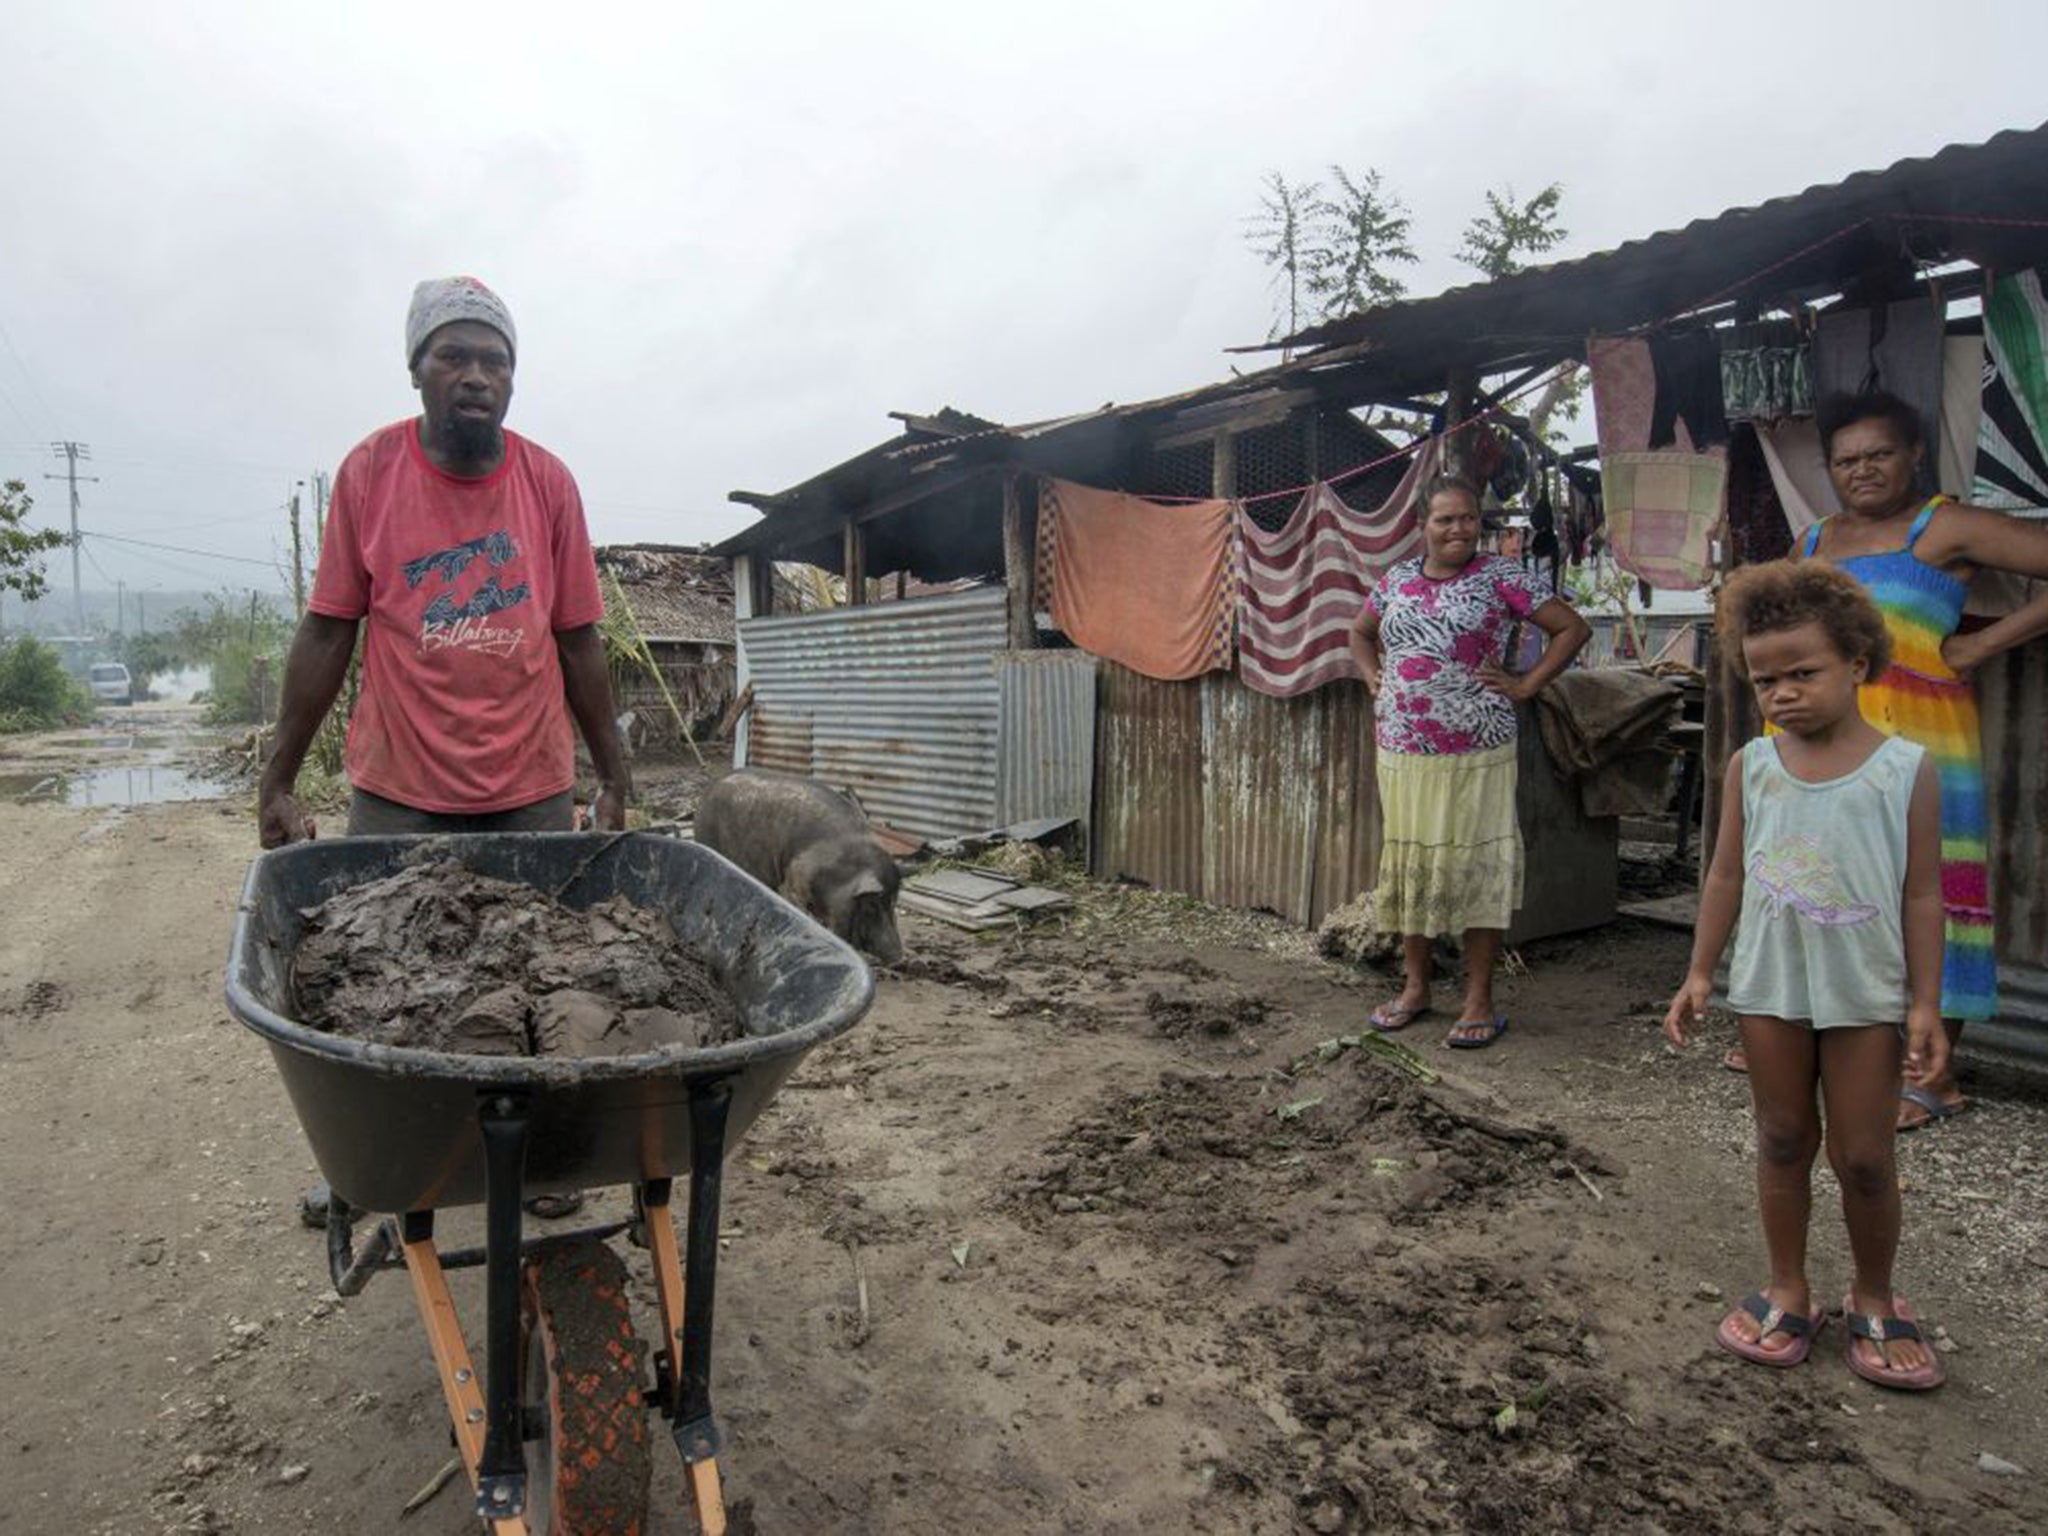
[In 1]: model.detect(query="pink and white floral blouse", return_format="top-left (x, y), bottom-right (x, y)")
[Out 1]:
top-left (1365, 554), bottom-right (1549, 756)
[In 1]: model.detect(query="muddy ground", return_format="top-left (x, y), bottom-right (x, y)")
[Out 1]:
top-left (1, 715), bottom-right (2045, 1534)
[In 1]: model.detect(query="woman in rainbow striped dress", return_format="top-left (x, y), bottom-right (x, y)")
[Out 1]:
top-left (1793, 391), bottom-right (2048, 1127)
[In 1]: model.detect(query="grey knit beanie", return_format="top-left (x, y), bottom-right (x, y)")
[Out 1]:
top-left (406, 276), bottom-right (517, 366)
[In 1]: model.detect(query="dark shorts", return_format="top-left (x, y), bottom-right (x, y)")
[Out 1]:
top-left (345, 787), bottom-right (576, 836)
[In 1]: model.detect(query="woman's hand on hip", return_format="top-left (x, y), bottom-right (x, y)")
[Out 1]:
top-left (1476, 661), bottom-right (1534, 702)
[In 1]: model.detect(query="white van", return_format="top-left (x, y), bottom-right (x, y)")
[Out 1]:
top-left (88, 662), bottom-right (133, 706)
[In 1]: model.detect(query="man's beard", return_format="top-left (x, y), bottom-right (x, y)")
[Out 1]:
top-left (435, 410), bottom-right (503, 464)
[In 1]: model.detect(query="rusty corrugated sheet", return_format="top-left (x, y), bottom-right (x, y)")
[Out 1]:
top-left (1093, 664), bottom-right (1204, 897)
top-left (747, 711), bottom-right (813, 777)
top-left (738, 589), bottom-right (1007, 840)
top-left (993, 651), bottom-right (1097, 831)
top-left (1201, 678), bottom-right (1323, 923)
top-left (1980, 637), bottom-right (2048, 969)
top-left (1313, 685), bottom-right (1380, 925)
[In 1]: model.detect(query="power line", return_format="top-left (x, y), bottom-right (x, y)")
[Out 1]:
top-left (44, 441), bottom-right (97, 634)
top-left (77, 526), bottom-right (279, 569)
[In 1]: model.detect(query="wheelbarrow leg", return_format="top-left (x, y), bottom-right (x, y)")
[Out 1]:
top-left (398, 1209), bottom-right (529, 1536)
top-left (645, 1077), bottom-right (734, 1535)
top-left (475, 1094), bottom-right (532, 1524)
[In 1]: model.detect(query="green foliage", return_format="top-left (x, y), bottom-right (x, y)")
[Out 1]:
top-left (1458, 183), bottom-right (1568, 279)
top-left (1305, 167), bottom-right (1417, 316)
top-left (1249, 166), bottom-right (1419, 342)
top-left (1, 480), bottom-right (68, 604)
top-left (203, 634), bottom-right (282, 725)
top-left (0, 636), bottom-right (90, 732)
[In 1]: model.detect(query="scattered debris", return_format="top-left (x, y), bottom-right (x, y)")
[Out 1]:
top-left (401, 1456), bottom-right (464, 1516)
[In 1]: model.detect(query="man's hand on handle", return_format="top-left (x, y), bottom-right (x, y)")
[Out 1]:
top-left (258, 785), bottom-right (317, 849)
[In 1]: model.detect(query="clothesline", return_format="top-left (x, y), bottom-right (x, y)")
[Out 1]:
top-left (1124, 359), bottom-right (1578, 508)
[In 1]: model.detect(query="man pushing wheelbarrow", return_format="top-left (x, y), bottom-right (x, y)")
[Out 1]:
top-left (231, 279), bottom-right (876, 1533)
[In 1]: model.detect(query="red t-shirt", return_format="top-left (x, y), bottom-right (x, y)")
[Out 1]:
top-left (309, 420), bottom-right (605, 814)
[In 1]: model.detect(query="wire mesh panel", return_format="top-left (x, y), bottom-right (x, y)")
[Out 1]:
top-left (1131, 440), bottom-right (1215, 500)
top-left (1234, 421), bottom-right (1311, 532)
top-left (1325, 408), bottom-right (1413, 512)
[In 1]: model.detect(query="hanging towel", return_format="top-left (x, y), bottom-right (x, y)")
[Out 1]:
top-left (1590, 335), bottom-right (1692, 455)
top-left (1814, 297), bottom-right (1944, 493)
top-left (1039, 478), bottom-right (1235, 681)
top-left (1600, 451), bottom-right (1725, 590)
top-left (1756, 418), bottom-right (1840, 540)
top-left (1938, 331), bottom-right (1986, 500)
top-left (1725, 424), bottom-right (1793, 566)
top-left (1235, 442), bottom-right (1439, 698)
top-left (1975, 267), bottom-right (2048, 510)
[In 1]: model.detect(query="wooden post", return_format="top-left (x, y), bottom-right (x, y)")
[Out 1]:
top-left (1211, 433), bottom-right (1237, 499)
top-left (842, 520), bottom-right (866, 606)
top-left (1442, 368), bottom-right (1474, 480)
top-left (1001, 472), bottom-right (1035, 650)
top-left (731, 553), bottom-right (758, 767)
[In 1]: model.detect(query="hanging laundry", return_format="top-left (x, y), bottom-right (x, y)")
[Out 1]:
top-left (1599, 451), bottom-right (1725, 590)
top-left (1235, 442), bottom-right (1439, 699)
top-left (1974, 267), bottom-right (2048, 510)
top-left (1755, 418), bottom-right (1840, 539)
top-left (1721, 345), bottom-right (1815, 424)
top-left (1724, 424), bottom-right (1793, 565)
top-left (1938, 331), bottom-right (1986, 500)
top-left (1814, 296), bottom-right (1944, 490)
top-left (1648, 330), bottom-right (1730, 449)
top-left (1038, 478), bottom-right (1236, 681)
top-left (1589, 335), bottom-right (1675, 455)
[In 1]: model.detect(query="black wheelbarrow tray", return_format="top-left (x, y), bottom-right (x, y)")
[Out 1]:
top-left (225, 832), bottom-right (874, 1535)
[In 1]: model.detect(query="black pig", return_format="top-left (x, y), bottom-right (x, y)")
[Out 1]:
top-left (694, 769), bottom-right (904, 963)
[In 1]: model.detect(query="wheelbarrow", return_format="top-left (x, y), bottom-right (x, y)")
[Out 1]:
top-left (225, 832), bottom-right (875, 1534)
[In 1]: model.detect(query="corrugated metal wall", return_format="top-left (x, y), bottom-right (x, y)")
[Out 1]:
top-left (738, 590), bottom-right (1009, 840)
top-left (1094, 663), bottom-right (1615, 935)
top-left (993, 651), bottom-right (1098, 830)
top-left (1095, 667), bottom-right (1378, 929)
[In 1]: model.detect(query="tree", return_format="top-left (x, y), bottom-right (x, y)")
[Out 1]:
top-left (1, 480), bottom-right (68, 604)
top-left (1247, 171), bottom-right (1321, 345)
top-left (1458, 183), bottom-right (1568, 279)
top-left (1306, 167), bottom-right (1418, 318)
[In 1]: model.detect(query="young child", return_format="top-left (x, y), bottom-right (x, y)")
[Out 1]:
top-left (1665, 560), bottom-right (1949, 1390)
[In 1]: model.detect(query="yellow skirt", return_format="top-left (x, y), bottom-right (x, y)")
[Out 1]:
top-left (1374, 741), bottom-right (1522, 937)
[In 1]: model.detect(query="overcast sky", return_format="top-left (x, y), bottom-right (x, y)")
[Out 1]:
top-left (1, 0), bottom-right (2044, 601)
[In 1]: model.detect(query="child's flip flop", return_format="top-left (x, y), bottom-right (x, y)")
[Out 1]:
top-left (1897, 1085), bottom-right (1968, 1132)
top-left (1842, 1294), bottom-right (1946, 1391)
top-left (1715, 1290), bottom-right (1823, 1367)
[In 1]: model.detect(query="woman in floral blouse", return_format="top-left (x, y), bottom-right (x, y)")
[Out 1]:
top-left (1347, 475), bottom-right (1591, 1047)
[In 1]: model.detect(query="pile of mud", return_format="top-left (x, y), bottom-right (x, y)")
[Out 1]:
top-left (292, 859), bottom-right (742, 1058)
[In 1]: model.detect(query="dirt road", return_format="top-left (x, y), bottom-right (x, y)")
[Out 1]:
top-left (1, 720), bottom-right (2044, 1533)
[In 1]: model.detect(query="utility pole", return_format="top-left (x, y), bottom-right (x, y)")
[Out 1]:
top-left (116, 579), bottom-right (125, 635)
top-left (137, 589), bottom-right (147, 634)
top-left (310, 469), bottom-right (329, 566)
top-left (44, 441), bottom-right (97, 637)
top-left (288, 483), bottom-right (306, 617)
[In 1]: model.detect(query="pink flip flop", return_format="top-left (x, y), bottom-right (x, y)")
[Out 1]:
top-left (1843, 1294), bottom-right (1946, 1391)
top-left (1368, 1002), bottom-right (1431, 1033)
top-left (1716, 1290), bottom-right (1824, 1367)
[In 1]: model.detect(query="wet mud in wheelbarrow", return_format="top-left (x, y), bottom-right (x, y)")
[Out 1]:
top-left (225, 832), bottom-right (874, 1532)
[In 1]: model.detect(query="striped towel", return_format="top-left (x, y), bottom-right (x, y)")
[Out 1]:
top-left (1975, 266), bottom-right (2048, 510)
top-left (1235, 441), bottom-right (1439, 698)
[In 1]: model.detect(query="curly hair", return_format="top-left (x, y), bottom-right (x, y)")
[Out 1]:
top-left (1717, 559), bottom-right (1891, 680)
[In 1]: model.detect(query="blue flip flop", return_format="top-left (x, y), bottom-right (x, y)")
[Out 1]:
top-left (1446, 1015), bottom-right (1510, 1049)
top-left (1898, 1084), bottom-right (1967, 1132)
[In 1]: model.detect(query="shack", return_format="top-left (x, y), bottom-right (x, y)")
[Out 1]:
top-left (716, 123), bottom-right (2048, 1030)
top-left (592, 543), bottom-right (737, 748)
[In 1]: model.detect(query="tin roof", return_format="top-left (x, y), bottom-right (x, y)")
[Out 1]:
top-left (1247, 122), bottom-right (2048, 391)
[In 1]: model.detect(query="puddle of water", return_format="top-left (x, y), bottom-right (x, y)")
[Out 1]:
top-left (0, 766), bottom-right (232, 807)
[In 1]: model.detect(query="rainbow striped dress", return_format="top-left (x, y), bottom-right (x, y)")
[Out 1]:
top-left (1801, 498), bottom-right (1996, 1019)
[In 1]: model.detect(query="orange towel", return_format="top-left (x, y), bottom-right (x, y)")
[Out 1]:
top-left (1040, 478), bottom-right (1235, 680)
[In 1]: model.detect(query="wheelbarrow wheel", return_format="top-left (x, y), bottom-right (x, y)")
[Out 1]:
top-left (520, 1239), bottom-right (652, 1535)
